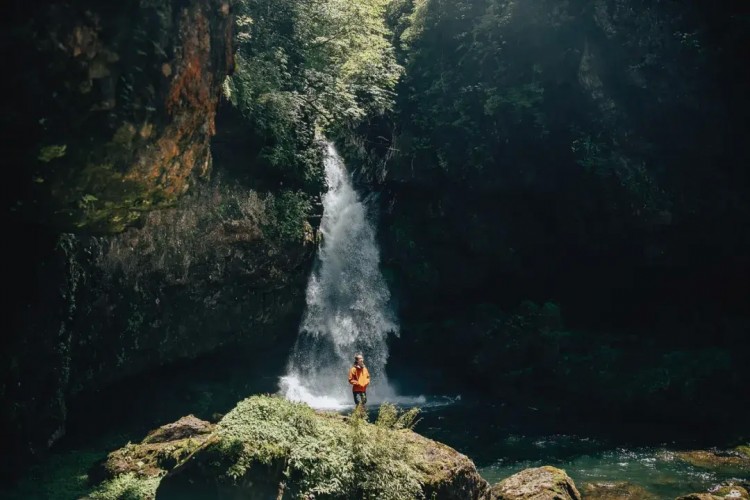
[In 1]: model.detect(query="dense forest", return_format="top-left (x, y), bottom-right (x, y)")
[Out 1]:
top-left (2, 0), bottom-right (749, 498)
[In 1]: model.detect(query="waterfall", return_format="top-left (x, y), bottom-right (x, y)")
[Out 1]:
top-left (280, 143), bottom-right (399, 408)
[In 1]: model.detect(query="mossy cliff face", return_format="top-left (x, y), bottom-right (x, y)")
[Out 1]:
top-left (6, 0), bottom-right (233, 233)
top-left (3, 169), bottom-right (319, 480)
top-left (1, 0), bottom-right (325, 480)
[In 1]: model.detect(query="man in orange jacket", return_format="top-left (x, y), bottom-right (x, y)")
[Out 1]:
top-left (348, 353), bottom-right (370, 406)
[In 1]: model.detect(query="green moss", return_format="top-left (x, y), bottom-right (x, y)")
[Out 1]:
top-left (112, 123), bottom-right (137, 147)
top-left (713, 484), bottom-right (749, 498)
top-left (38, 144), bottom-right (67, 162)
top-left (207, 395), bottom-right (424, 499)
top-left (87, 473), bottom-right (161, 500)
top-left (65, 162), bottom-right (153, 232)
top-left (263, 190), bottom-right (313, 244)
top-left (736, 445), bottom-right (750, 459)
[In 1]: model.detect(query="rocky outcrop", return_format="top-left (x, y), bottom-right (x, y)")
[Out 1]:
top-left (405, 431), bottom-right (491, 500)
top-left (3, 170), bottom-right (318, 481)
top-left (490, 466), bottom-right (581, 500)
top-left (672, 449), bottom-right (750, 500)
top-left (581, 481), bottom-right (657, 499)
top-left (90, 415), bottom-right (214, 483)
top-left (676, 449), bottom-right (750, 471)
top-left (86, 396), bottom-right (490, 499)
top-left (7, 0), bottom-right (233, 233)
top-left (677, 484), bottom-right (749, 500)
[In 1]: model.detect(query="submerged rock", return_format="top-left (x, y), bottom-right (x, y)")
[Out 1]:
top-left (712, 483), bottom-right (750, 499)
top-left (676, 482), bottom-right (750, 500)
top-left (675, 450), bottom-right (750, 471)
top-left (490, 466), bottom-right (581, 500)
top-left (581, 481), bottom-right (658, 499)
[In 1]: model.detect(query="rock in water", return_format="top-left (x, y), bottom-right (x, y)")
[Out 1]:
top-left (675, 450), bottom-right (750, 471)
top-left (676, 483), bottom-right (750, 500)
top-left (491, 466), bottom-right (581, 500)
top-left (582, 481), bottom-right (658, 499)
top-left (151, 395), bottom-right (489, 499)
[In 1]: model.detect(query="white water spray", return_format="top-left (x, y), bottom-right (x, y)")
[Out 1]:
top-left (280, 143), bottom-right (401, 409)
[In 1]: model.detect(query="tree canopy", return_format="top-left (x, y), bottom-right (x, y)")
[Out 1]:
top-left (224, 0), bottom-right (402, 187)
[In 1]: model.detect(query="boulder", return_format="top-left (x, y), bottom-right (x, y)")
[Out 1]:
top-left (142, 415), bottom-right (214, 445)
top-left (712, 483), bottom-right (750, 499)
top-left (86, 395), bottom-right (490, 499)
top-left (676, 483), bottom-right (750, 500)
top-left (90, 415), bottom-right (214, 483)
top-left (581, 481), bottom-right (658, 499)
top-left (491, 466), bottom-right (582, 500)
top-left (675, 450), bottom-right (750, 471)
top-left (404, 431), bottom-right (491, 500)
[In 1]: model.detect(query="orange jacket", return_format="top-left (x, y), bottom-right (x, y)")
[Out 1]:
top-left (348, 365), bottom-right (370, 392)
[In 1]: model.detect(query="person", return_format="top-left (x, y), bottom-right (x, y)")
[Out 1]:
top-left (348, 353), bottom-right (370, 406)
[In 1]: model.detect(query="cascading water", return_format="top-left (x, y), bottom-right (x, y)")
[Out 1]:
top-left (280, 143), bottom-right (401, 408)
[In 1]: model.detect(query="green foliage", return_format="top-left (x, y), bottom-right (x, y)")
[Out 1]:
top-left (571, 134), bottom-right (609, 172)
top-left (211, 395), bottom-right (425, 499)
top-left (264, 190), bottom-right (313, 243)
top-left (375, 402), bottom-right (421, 431)
top-left (226, 0), bottom-right (401, 188)
top-left (87, 473), bottom-right (161, 500)
top-left (385, 0), bottom-right (551, 178)
top-left (571, 133), bottom-right (668, 216)
top-left (38, 144), bottom-right (67, 162)
top-left (348, 403), bottom-right (424, 499)
top-left (484, 82), bottom-right (545, 115)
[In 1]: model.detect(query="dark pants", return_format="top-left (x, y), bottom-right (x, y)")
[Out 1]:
top-left (353, 391), bottom-right (367, 406)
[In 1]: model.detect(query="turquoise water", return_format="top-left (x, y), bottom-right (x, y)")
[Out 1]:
top-left (479, 444), bottom-right (747, 498)
top-left (2, 354), bottom-right (747, 499)
top-left (413, 399), bottom-right (749, 498)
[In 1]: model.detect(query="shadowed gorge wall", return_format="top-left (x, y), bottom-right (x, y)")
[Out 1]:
top-left (1, 0), bottom-right (319, 480)
top-left (343, 0), bottom-right (750, 423)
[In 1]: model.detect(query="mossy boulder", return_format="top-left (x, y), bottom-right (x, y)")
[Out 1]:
top-left (90, 415), bottom-right (214, 483)
top-left (712, 483), bottom-right (750, 499)
top-left (677, 483), bottom-right (750, 500)
top-left (675, 481), bottom-right (749, 500)
top-left (490, 466), bottom-right (581, 500)
top-left (151, 395), bottom-right (490, 499)
top-left (675, 450), bottom-right (750, 471)
top-left (581, 481), bottom-right (658, 499)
